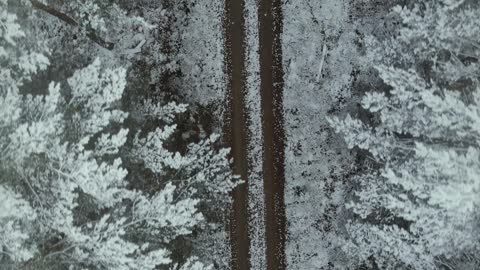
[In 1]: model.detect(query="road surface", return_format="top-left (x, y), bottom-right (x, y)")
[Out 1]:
top-left (224, 0), bottom-right (251, 269)
top-left (225, 0), bottom-right (286, 269)
top-left (259, 0), bottom-right (287, 269)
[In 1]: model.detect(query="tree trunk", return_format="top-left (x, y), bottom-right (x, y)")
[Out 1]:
top-left (30, 0), bottom-right (114, 50)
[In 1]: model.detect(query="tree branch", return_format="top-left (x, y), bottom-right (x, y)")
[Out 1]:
top-left (30, 0), bottom-right (114, 50)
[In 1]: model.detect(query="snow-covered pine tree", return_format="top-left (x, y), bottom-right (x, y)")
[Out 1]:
top-left (0, 2), bottom-right (235, 269)
top-left (329, 1), bottom-right (480, 269)
top-left (29, 0), bottom-right (153, 51)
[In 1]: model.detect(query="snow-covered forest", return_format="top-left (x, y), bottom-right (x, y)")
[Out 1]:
top-left (1, 0), bottom-right (479, 269)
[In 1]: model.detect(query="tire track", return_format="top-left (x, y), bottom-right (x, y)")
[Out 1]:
top-left (258, 0), bottom-right (287, 269)
top-left (224, 0), bottom-right (251, 269)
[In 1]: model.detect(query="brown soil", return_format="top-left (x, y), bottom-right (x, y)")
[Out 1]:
top-left (224, 0), bottom-right (251, 269)
top-left (258, 0), bottom-right (287, 269)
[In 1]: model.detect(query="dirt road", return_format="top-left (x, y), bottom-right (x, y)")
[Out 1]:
top-left (225, 0), bottom-right (286, 268)
top-left (258, 0), bottom-right (287, 269)
top-left (224, 0), bottom-right (251, 269)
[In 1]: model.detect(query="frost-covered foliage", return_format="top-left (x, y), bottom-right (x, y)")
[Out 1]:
top-left (330, 1), bottom-right (480, 269)
top-left (0, 4), bottom-right (235, 269)
top-left (0, 186), bottom-right (37, 262)
top-left (366, 0), bottom-right (480, 84)
top-left (135, 100), bottom-right (189, 124)
top-left (40, 0), bottom-right (153, 45)
top-left (67, 58), bottom-right (128, 135)
top-left (56, 0), bottom-right (151, 35)
top-left (133, 129), bottom-right (236, 196)
top-left (30, 0), bottom-right (155, 67)
top-left (0, 2), bottom-right (49, 84)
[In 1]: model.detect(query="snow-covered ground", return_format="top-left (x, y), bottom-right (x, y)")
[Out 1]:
top-left (174, 1), bottom-right (226, 106)
top-left (282, 1), bottom-right (357, 268)
top-left (244, 0), bottom-right (266, 269)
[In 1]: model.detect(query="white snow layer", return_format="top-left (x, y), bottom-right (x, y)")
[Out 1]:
top-left (282, 0), bottom-right (357, 268)
top-left (244, 0), bottom-right (267, 269)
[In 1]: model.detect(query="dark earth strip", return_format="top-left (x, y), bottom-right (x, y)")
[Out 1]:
top-left (224, 0), bottom-right (251, 269)
top-left (258, 0), bottom-right (287, 269)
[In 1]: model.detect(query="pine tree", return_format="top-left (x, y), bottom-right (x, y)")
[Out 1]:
top-left (330, 1), bottom-right (480, 269)
top-left (29, 0), bottom-right (153, 50)
top-left (0, 2), bottom-right (235, 269)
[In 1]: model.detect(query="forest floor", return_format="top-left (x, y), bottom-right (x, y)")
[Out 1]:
top-left (282, 0), bottom-right (357, 267)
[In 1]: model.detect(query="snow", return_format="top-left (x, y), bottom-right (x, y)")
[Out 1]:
top-left (174, 1), bottom-right (226, 106)
top-left (282, 0), bottom-right (357, 268)
top-left (170, 1), bottom-right (232, 268)
top-left (244, 0), bottom-right (266, 269)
